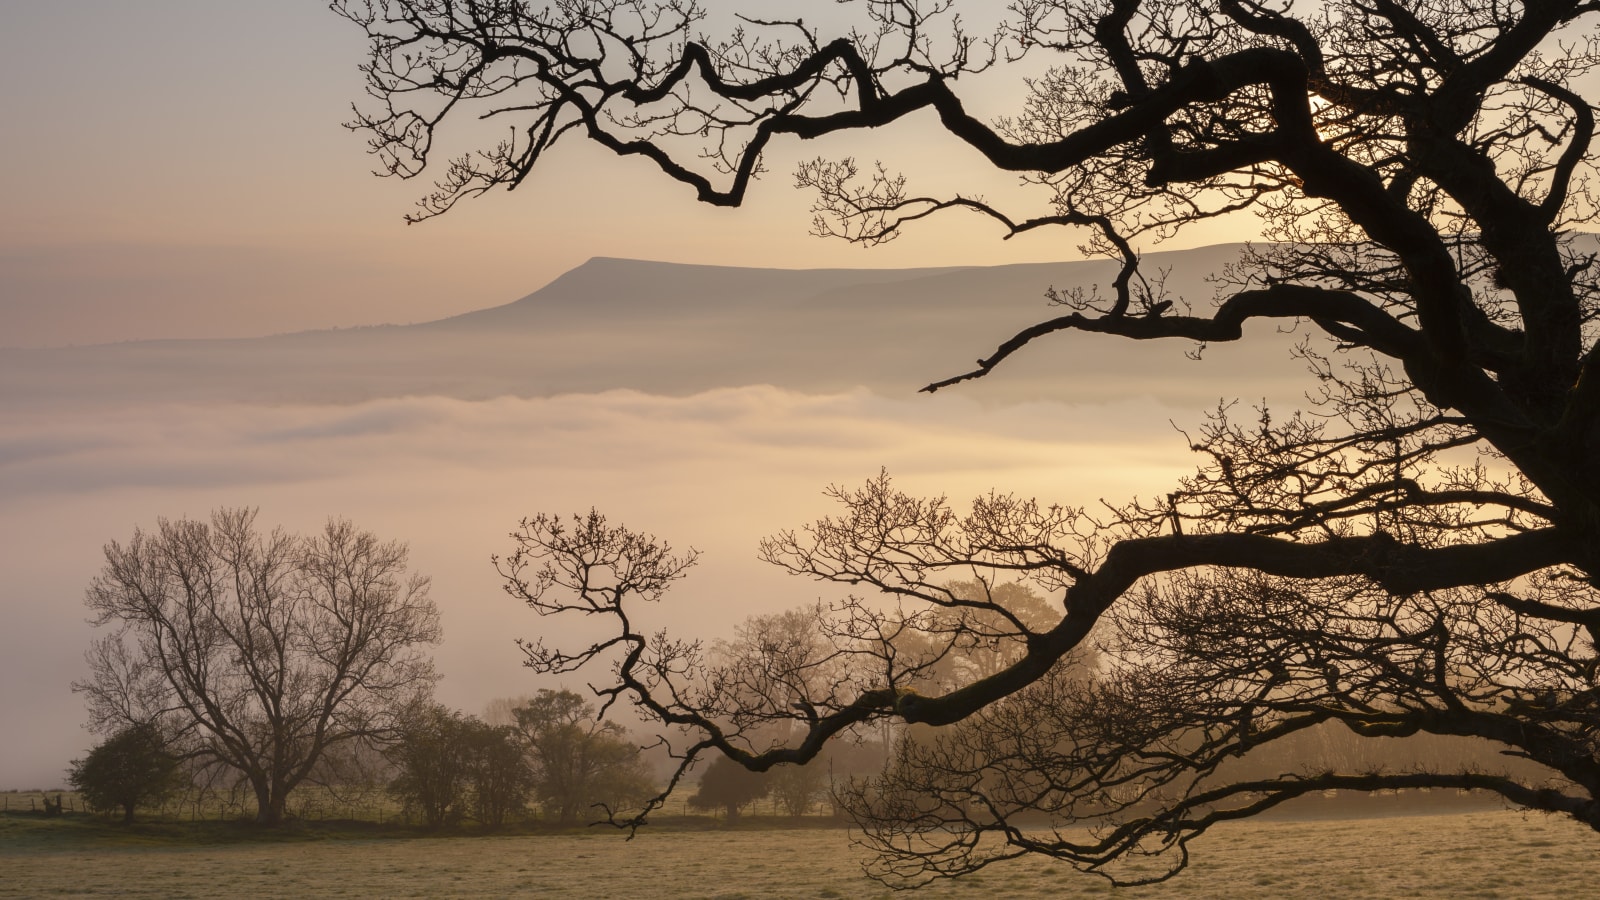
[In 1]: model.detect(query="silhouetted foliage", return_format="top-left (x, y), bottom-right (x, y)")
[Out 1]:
top-left (348, 0), bottom-right (1600, 886)
top-left (467, 720), bottom-right (539, 828)
top-left (386, 705), bottom-right (475, 828)
top-left (76, 508), bottom-right (441, 826)
top-left (386, 703), bottom-right (534, 828)
top-left (689, 755), bottom-right (770, 822)
top-left (69, 723), bottom-right (184, 824)
top-left (511, 689), bottom-right (656, 824)
top-left (765, 756), bottom-right (832, 818)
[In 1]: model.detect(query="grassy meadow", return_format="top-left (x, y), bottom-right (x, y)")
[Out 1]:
top-left (3, 803), bottom-right (1598, 898)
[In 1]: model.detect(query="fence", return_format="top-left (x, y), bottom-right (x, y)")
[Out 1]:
top-left (1, 791), bottom-right (86, 815)
top-left (0, 788), bottom-right (407, 824)
top-left (2, 787), bottom-right (843, 825)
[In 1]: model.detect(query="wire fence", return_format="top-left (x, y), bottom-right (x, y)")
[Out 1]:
top-left (1, 787), bottom-right (411, 824)
top-left (2, 787), bottom-right (847, 827)
top-left (2, 791), bottom-right (86, 815)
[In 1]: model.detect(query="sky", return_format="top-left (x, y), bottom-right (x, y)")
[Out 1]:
top-left (0, 1), bottom-right (1262, 349)
top-left (0, 2), bottom-right (1275, 788)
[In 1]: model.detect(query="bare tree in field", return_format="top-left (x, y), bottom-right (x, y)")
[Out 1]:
top-left (349, 0), bottom-right (1600, 885)
top-left (77, 508), bottom-right (441, 826)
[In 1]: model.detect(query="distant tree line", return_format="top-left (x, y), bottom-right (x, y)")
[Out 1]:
top-left (64, 507), bottom-right (837, 828)
top-left (385, 689), bottom-right (657, 829)
top-left (497, 514), bottom-right (1559, 842)
top-left (67, 510), bottom-right (1536, 831)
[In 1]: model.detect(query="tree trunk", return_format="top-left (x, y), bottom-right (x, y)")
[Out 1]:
top-left (256, 801), bottom-right (285, 826)
top-left (121, 802), bottom-right (135, 825)
top-left (251, 777), bottom-right (288, 826)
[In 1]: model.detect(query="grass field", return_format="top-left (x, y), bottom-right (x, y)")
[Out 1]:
top-left (3, 805), bottom-right (1598, 899)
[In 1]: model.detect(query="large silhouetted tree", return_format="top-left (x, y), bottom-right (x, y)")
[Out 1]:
top-left (77, 508), bottom-right (441, 826)
top-left (350, 0), bottom-right (1600, 886)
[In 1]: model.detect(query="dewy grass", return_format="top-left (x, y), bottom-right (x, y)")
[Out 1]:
top-left (2, 809), bottom-right (1598, 898)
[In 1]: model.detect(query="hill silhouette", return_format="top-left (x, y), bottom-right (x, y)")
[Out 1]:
top-left (3, 243), bottom-right (1316, 409)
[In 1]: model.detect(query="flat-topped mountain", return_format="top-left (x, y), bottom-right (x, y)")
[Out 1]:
top-left (3, 243), bottom-right (1316, 409)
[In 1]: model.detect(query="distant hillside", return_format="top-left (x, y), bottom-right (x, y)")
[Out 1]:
top-left (2, 243), bottom-right (1326, 409)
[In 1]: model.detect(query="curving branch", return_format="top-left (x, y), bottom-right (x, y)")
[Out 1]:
top-left (343, 0), bottom-right (1600, 882)
top-left (1524, 75), bottom-right (1598, 223)
top-left (922, 282), bottom-right (1423, 391)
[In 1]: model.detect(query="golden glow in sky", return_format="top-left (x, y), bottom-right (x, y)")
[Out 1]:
top-left (0, 2), bottom-right (1259, 347)
top-left (0, 1), bottom-right (1267, 788)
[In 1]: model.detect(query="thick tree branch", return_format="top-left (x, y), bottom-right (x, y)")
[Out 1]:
top-left (923, 282), bottom-right (1422, 392)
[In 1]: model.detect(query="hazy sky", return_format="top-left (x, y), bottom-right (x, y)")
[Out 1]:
top-left (0, 2), bottom-right (1277, 789)
top-left (0, 1), bottom-right (1263, 348)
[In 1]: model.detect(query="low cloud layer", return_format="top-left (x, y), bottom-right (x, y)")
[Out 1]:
top-left (0, 249), bottom-right (1327, 788)
top-left (0, 385), bottom-right (1194, 788)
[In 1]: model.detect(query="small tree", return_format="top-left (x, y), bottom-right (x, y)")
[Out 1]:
top-left (69, 724), bottom-right (183, 824)
top-left (689, 756), bottom-right (770, 822)
top-left (387, 705), bottom-right (535, 828)
top-left (766, 756), bottom-right (830, 818)
top-left (386, 705), bottom-right (474, 828)
top-left (512, 689), bottom-right (656, 825)
top-left (77, 508), bottom-right (441, 825)
top-left (465, 721), bottom-right (537, 828)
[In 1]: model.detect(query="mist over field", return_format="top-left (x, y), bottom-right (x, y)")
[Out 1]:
top-left (2, 244), bottom-right (1319, 788)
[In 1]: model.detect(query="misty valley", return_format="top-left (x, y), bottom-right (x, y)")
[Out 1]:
top-left (8, 245), bottom-right (1600, 897)
top-left (9, 0), bottom-right (1600, 893)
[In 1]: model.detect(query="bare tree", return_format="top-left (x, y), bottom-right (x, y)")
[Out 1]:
top-left (887, 580), bottom-right (1098, 691)
top-left (353, 0), bottom-right (1600, 885)
top-left (481, 695), bottom-right (532, 729)
top-left (77, 508), bottom-right (441, 826)
top-left (714, 607), bottom-right (862, 818)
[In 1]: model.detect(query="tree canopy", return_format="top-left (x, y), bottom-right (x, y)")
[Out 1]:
top-left (511, 689), bottom-right (656, 824)
top-left (386, 704), bottom-right (477, 828)
top-left (387, 703), bottom-right (534, 828)
top-left (689, 754), bottom-right (770, 821)
top-left (77, 508), bottom-right (441, 826)
top-left (349, 0), bottom-right (1600, 886)
top-left (68, 724), bottom-right (184, 825)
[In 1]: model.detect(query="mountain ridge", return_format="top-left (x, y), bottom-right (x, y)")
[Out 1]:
top-left (1, 242), bottom-right (1314, 410)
